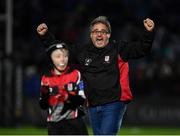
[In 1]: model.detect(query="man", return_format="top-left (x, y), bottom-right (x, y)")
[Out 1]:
top-left (37, 16), bottom-right (155, 135)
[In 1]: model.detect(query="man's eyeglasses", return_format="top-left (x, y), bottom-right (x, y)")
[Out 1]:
top-left (91, 30), bottom-right (109, 35)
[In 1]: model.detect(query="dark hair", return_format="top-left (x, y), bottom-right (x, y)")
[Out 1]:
top-left (90, 16), bottom-right (111, 34)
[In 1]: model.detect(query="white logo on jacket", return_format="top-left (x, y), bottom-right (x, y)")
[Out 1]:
top-left (104, 56), bottom-right (110, 64)
top-left (85, 58), bottom-right (92, 66)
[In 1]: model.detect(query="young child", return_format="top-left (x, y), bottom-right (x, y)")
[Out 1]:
top-left (39, 42), bottom-right (88, 135)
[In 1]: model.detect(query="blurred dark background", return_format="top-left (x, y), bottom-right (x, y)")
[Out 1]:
top-left (0, 0), bottom-right (180, 128)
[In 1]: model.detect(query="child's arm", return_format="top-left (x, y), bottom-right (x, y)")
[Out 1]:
top-left (39, 85), bottom-right (49, 110)
top-left (64, 71), bottom-right (86, 106)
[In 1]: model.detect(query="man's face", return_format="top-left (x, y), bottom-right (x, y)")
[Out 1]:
top-left (90, 23), bottom-right (110, 48)
top-left (50, 49), bottom-right (68, 72)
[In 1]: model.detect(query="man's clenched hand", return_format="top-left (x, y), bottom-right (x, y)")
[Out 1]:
top-left (143, 18), bottom-right (155, 32)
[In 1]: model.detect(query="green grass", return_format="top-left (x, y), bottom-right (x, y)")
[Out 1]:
top-left (0, 126), bottom-right (47, 135)
top-left (119, 127), bottom-right (180, 135)
top-left (0, 126), bottom-right (180, 135)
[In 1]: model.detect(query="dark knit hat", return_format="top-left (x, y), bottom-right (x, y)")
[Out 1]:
top-left (46, 42), bottom-right (68, 55)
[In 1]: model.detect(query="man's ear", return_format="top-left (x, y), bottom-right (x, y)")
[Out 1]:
top-left (107, 33), bottom-right (111, 38)
top-left (90, 33), bottom-right (93, 39)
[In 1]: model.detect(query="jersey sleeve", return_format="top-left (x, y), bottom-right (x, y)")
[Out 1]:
top-left (67, 70), bottom-right (86, 106)
top-left (76, 71), bottom-right (86, 99)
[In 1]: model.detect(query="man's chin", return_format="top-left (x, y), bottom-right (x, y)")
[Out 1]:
top-left (95, 44), bottom-right (105, 48)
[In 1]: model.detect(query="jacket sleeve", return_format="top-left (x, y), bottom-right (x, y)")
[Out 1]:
top-left (38, 31), bottom-right (78, 63)
top-left (119, 29), bottom-right (155, 61)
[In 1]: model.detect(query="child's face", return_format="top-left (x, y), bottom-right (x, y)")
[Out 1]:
top-left (50, 49), bottom-right (68, 72)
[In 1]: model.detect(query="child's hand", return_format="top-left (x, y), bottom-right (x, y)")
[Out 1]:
top-left (37, 23), bottom-right (48, 36)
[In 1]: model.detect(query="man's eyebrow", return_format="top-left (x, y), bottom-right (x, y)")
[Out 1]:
top-left (92, 29), bottom-right (108, 31)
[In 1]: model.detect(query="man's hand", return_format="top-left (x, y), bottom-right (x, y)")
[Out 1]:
top-left (143, 18), bottom-right (155, 32)
top-left (37, 23), bottom-right (48, 36)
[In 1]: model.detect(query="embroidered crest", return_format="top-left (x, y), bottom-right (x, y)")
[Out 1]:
top-left (85, 58), bottom-right (92, 66)
top-left (67, 83), bottom-right (73, 91)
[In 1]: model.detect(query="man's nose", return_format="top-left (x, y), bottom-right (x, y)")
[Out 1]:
top-left (97, 32), bottom-right (102, 36)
